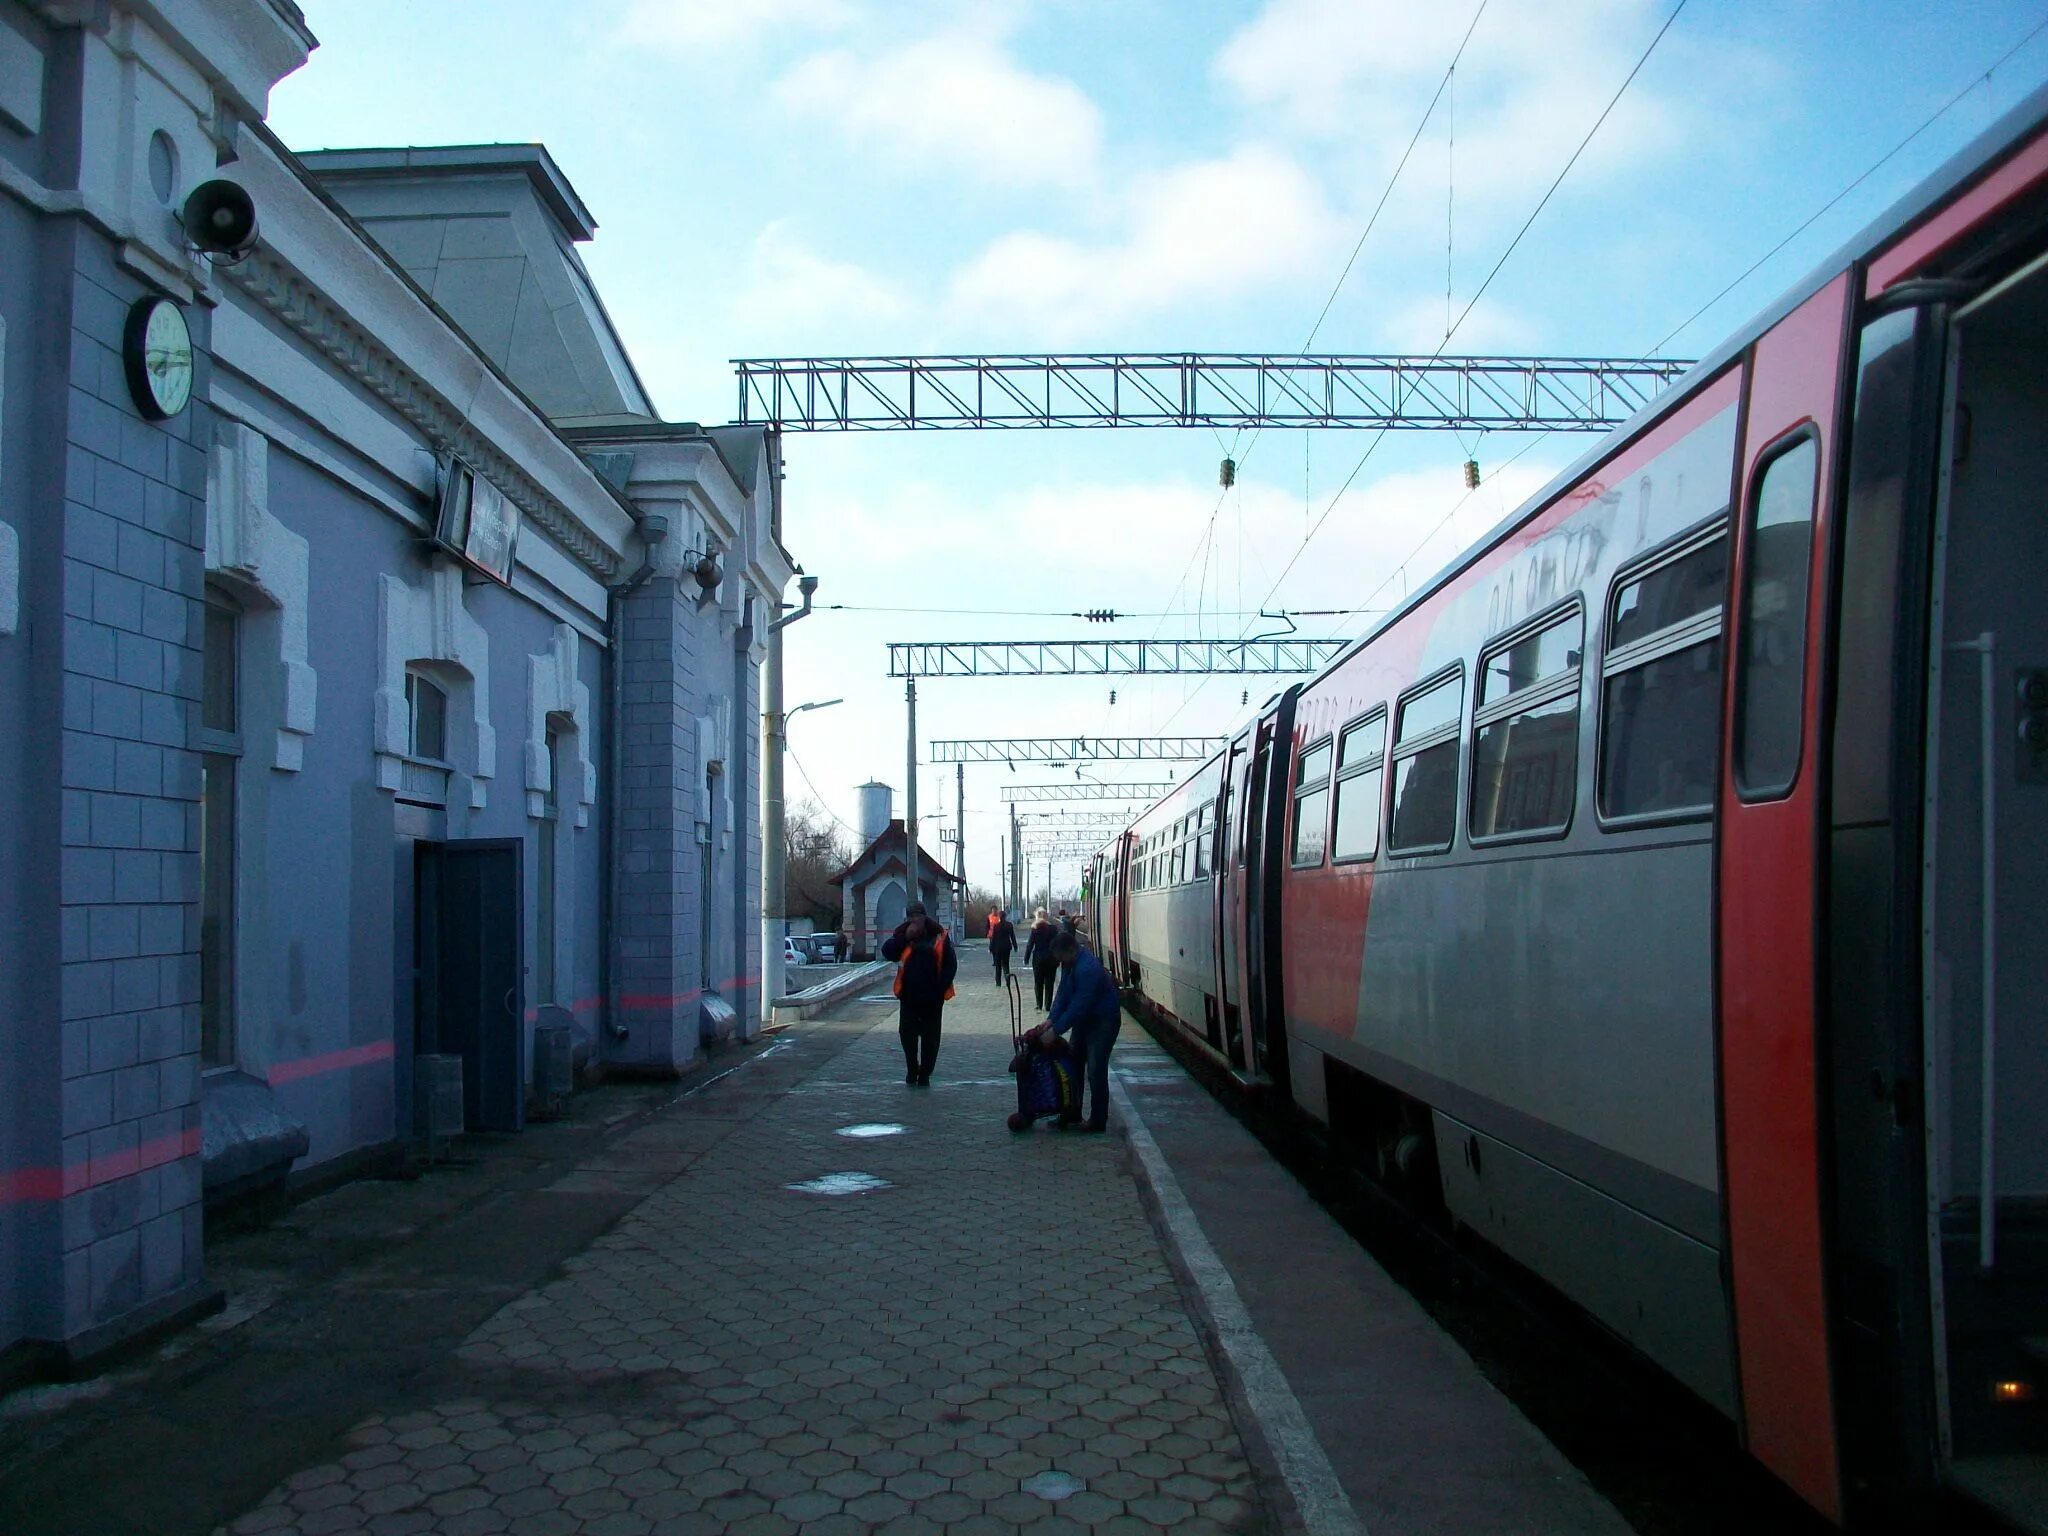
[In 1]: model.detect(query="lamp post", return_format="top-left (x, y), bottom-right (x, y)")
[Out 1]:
top-left (760, 572), bottom-right (821, 1032)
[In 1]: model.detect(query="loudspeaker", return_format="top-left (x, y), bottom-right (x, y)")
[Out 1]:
top-left (181, 180), bottom-right (258, 262)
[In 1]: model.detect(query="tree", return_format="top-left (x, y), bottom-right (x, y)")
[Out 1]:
top-left (784, 799), bottom-right (853, 932)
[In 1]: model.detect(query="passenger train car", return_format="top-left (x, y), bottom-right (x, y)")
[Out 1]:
top-left (1087, 86), bottom-right (2048, 1528)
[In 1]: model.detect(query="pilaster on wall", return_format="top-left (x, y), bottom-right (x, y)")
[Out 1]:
top-left (204, 422), bottom-right (316, 769)
top-left (610, 570), bottom-right (703, 1076)
top-left (53, 236), bottom-right (210, 1344)
top-left (372, 565), bottom-right (493, 807)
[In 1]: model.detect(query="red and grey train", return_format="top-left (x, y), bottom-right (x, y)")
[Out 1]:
top-left (1085, 87), bottom-right (2048, 1527)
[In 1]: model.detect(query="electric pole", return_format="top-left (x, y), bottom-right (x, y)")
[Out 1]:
top-left (904, 678), bottom-right (918, 852)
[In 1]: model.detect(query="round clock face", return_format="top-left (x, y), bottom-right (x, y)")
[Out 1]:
top-left (123, 297), bottom-right (193, 420)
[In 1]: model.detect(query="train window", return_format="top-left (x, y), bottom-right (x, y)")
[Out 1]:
top-left (1333, 709), bottom-right (1386, 862)
top-left (1389, 670), bottom-right (1464, 854)
top-left (1733, 435), bottom-right (1818, 800)
top-left (1471, 607), bottom-right (1582, 841)
top-left (1291, 735), bottom-right (1332, 866)
top-left (1598, 526), bottom-right (1728, 822)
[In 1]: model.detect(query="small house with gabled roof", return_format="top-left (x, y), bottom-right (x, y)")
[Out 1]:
top-left (831, 820), bottom-right (963, 959)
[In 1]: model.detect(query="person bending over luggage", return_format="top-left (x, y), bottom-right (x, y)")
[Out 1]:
top-left (1045, 932), bottom-right (1121, 1133)
top-left (989, 909), bottom-right (1017, 986)
top-left (1023, 908), bottom-right (1059, 1011)
top-left (882, 902), bottom-right (957, 1086)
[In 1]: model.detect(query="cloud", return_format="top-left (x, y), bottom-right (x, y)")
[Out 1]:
top-left (729, 219), bottom-right (911, 341)
top-left (770, 31), bottom-right (1103, 189)
top-left (1216, 0), bottom-right (1696, 204)
top-left (617, 0), bottom-right (860, 52)
top-left (945, 145), bottom-right (1340, 338)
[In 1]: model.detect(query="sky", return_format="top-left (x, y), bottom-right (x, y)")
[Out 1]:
top-left (267, 0), bottom-right (2048, 905)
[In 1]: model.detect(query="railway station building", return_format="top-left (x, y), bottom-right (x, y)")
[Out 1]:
top-left (0, 0), bottom-right (794, 1375)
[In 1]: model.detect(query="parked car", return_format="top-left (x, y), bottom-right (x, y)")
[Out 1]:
top-left (806, 934), bottom-right (842, 962)
top-left (781, 937), bottom-right (807, 966)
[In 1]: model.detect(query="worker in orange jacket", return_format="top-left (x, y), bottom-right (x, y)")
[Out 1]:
top-left (881, 902), bottom-right (958, 1086)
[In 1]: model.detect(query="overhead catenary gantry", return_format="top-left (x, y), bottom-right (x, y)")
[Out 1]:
top-left (1016, 810), bottom-right (1144, 827)
top-left (889, 639), bottom-right (1346, 678)
top-left (1000, 782), bottom-right (1175, 804)
top-left (737, 353), bottom-right (1692, 432)
top-left (932, 737), bottom-right (1225, 765)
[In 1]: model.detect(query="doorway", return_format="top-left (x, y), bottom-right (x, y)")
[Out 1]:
top-left (415, 838), bottom-right (525, 1132)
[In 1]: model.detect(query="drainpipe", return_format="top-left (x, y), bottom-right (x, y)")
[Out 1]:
top-left (602, 512), bottom-right (668, 1052)
top-left (762, 565), bottom-right (818, 1029)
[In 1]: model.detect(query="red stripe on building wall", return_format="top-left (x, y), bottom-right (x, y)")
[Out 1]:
top-left (266, 1039), bottom-right (397, 1088)
top-left (0, 1125), bottom-right (202, 1207)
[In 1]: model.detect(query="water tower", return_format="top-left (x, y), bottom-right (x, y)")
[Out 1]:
top-left (857, 781), bottom-right (893, 847)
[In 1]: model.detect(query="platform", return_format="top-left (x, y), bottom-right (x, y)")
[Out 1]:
top-left (0, 964), bottom-right (1630, 1536)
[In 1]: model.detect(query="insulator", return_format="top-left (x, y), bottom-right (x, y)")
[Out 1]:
top-left (1082, 608), bottom-right (1118, 624)
top-left (1108, 689), bottom-right (1117, 705)
top-left (1463, 458), bottom-right (1480, 489)
top-left (1219, 457), bottom-right (1236, 487)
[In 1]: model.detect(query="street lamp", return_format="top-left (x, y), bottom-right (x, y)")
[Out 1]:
top-left (789, 698), bottom-right (842, 720)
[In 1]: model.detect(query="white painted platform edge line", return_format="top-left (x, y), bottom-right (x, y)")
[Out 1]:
top-left (1110, 1073), bottom-right (1368, 1536)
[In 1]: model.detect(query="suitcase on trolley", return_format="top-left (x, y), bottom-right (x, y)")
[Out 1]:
top-left (1004, 972), bottom-right (1075, 1130)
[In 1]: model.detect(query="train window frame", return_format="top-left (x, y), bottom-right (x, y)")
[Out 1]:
top-left (1593, 515), bottom-right (1731, 829)
top-left (1331, 707), bottom-right (1387, 864)
top-left (1731, 428), bottom-right (1819, 803)
top-left (1386, 665), bottom-right (1466, 857)
top-left (1468, 600), bottom-right (1584, 846)
top-left (1290, 732), bottom-right (1333, 868)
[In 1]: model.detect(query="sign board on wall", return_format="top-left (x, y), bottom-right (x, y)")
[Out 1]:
top-left (435, 458), bottom-right (521, 585)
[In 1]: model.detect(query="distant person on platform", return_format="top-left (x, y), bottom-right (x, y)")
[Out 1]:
top-left (1024, 908), bottom-right (1060, 1012)
top-left (1042, 932), bottom-right (1121, 1133)
top-left (882, 901), bottom-right (957, 1087)
top-left (989, 909), bottom-right (1017, 986)
top-left (1057, 908), bottom-right (1077, 939)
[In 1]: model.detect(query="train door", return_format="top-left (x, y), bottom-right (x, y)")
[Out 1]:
top-left (1716, 272), bottom-right (1854, 1522)
top-left (1242, 689), bottom-right (1298, 1095)
top-left (1917, 247), bottom-right (2048, 1525)
top-left (1214, 737), bottom-right (1248, 1067)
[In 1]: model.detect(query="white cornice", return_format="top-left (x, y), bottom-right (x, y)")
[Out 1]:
top-left (221, 136), bottom-right (633, 580)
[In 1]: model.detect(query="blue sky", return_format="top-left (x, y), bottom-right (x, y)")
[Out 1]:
top-left (269, 0), bottom-right (2048, 900)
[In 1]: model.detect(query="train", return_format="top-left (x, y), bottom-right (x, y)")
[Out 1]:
top-left (1084, 82), bottom-right (2048, 1530)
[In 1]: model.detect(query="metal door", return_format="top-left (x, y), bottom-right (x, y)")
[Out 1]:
top-left (1716, 274), bottom-right (1853, 1522)
top-left (1242, 687), bottom-right (1298, 1092)
top-left (417, 838), bottom-right (525, 1133)
top-left (1213, 736), bottom-right (1248, 1064)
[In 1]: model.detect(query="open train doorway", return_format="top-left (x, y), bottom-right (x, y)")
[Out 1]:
top-left (1922, 248), bottom-right (2048, 1524)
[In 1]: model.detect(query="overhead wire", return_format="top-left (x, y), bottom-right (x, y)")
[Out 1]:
top-left (1650, 11), bottom-right (2048, 354)
top-left (1128, 0), bottom-right (1493, 663)
top-left (1246, 0), bottom-right (1690, 622)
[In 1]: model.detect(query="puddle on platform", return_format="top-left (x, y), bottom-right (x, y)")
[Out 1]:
top-left (1023, 1470), bottom-right (1085, 1501)
top-left (836, 1123), bottom-right (908, 1138)
top-left (787, 1171), bottom-right (892, 1195)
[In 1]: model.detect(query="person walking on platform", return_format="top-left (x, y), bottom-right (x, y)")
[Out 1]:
top-left (881, 902), bottom-right (956, 1086)
top-left (1024, 908), bottom-right (1059, 1012)
top-left (1044, 932), bottom-right (1121, 1133)
top-left (989, 909), bottom-right (1017, 986)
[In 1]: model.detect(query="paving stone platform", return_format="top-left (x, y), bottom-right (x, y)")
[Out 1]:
top-left (216, 975), bottom-right (1268, 1536)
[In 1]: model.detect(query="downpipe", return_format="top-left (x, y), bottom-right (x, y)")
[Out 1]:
top-left (602, 513), bottom-right (667, 1048)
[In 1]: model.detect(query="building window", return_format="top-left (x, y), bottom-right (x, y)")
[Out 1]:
top-left (1598, 526), bottom-right (1728, 822)
top-left (1332, 709), bottom-right (1386, 862)
top-left (199, 590), bottom-right (241, 1068)
top-left (1734, 436), bottom-right (1819, 799)
top-left (1291, 738), bottom-right (1331, 867)
top-left (406, 671), bottom-right (448, 762)
top-left (1471, 606), bottom-right (1583, 840)
top-left (1389, 670), bottom-right (1464, 855)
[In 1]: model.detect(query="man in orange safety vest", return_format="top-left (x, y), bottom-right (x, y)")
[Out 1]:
top-left (881, 901), bottom-right (958, 1086)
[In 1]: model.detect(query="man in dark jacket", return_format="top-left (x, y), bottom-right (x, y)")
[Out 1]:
top-left (1022, 908), bottom-right (1059, 1011)
top-left (880, 902), bottom-right (957, 1086)
top-left (989, 910), bottom-right (1017, 985)
top-left (1043, 932), bottom-right (1121, 1132)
